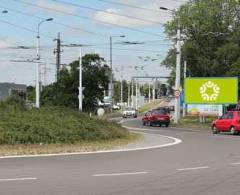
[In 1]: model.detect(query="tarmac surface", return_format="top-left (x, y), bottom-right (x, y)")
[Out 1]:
top-left (1, 118), bottom-right (240, 195)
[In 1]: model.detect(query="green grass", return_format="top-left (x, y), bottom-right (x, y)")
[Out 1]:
top-left (172, 116), bottom-right (217, 130)
top-left (139, 99), bottom-right (163, 113)
top-left (0, 103), bottom-right (129, 145)
top-left (0, 132), bottom-right (143, 156)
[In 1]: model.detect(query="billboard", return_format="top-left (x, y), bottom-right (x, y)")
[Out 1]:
top-left (187, 104), bottom-right (223, 116)
top-left (185, 78), bottom-right (238, 104)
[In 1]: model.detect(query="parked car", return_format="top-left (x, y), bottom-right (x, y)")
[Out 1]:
top-left (113, 104), bottom-right (120, 110)
top-left (122, 107), bottom-right (137, 118)
top-left (211, 111), bottom-right (240, 135)
top-left (142, 109), bottom-right (170, 127)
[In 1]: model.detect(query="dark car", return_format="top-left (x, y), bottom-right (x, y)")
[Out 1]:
top-left (212, 111), bottom-right (240, 135)
top-left (142, 109), bottom-right (170, 127)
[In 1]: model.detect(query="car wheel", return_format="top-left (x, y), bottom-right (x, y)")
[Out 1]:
top-left (230, 126), bottom-right (237, 135)
top-left (212, 125), bottom-right (219, 134)
top-left (159, 124), bottom-right (162, 127)
top-left (165, 123), bottom-right (169, 128)
top-left (150, 122), bottom-right (153, 127)
top-left (142, 121), bottom-right (146, 126)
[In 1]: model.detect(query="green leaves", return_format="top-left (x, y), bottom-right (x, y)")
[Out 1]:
top-left (41, 54), bottom-right (110, 111)
top-left (162, 0), bottom-right (240, 83)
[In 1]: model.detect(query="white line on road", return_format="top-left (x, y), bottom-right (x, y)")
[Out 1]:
top-left (177, 166), bottom-right (210, 171)
top-left (92, 171), bottom-right (148, 177)
top-left (231, 162), bottom-right (240, 165)
top-left (0, 177), bottom-right (37, 182)
top-left (0, 131), bottom-right (182, 159)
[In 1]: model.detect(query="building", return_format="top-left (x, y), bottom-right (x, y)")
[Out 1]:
top-left (0, 83), bottom-right (27, 101)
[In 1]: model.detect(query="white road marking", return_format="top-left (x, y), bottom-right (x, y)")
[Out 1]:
top-left (231, 162), bottom-right (240, 165)
top-left (0, 131), bottom-right (182, 159)
top-left (0, 177), bottom-right (37, 182)
top-left (92, 171), bottom-right (148, 177)
top-left (177, 166), bottom-right (210, 171)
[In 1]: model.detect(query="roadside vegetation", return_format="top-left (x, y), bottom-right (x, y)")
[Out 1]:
top-left (139, 99), bottom-right (164, 113)
top-left (172, 116), bottom-right (217, 130)
top-left (0, 101), bottom-right (132, 145)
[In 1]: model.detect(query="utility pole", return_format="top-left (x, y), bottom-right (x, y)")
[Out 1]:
top-left (120, 77), bottom-right (123, 111)
top-left (131, 79), bottom-right (134, 108)
top-left (159, 6), bottom-right (181, 124)
top-left (149, 82), bottom-right (151, 103)
top-left (35, 18), bottom-right (53, 109)
top-left (79, 48), bottom-right (83, 111)
top-left (128, 81), bottom-right (130, 107)
top-left (152, 79), bottom-right (156, 102)
top-left (54, 32), bottom-right (62, 82)
top-left (174, 24), bottom-right (182, 124)
top-left (183, 61), bottom-right (187, 117)
top-left (135, 79), bottom-right (138, 110)
top-left (109, 35), bottom-right (125, 114)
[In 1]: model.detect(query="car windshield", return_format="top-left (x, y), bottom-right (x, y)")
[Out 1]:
top-left (125, 108), bottom-right (134, 111)
top-left (153, 110), bottom-right (168, 115)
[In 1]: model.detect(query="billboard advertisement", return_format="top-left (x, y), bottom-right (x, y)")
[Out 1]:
top-left (187, 104), bottom-right (223, 116)
top-left (185, 78), bottom-right (238, 104)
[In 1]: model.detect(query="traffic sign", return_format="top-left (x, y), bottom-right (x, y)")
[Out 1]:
top-left (174, 90), bottom-right (181, 98)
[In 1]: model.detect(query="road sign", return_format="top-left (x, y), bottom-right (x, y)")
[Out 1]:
top-left (185, 77), bottom-right (238, 104)
top-left (174, 90), bottom-right (181, 98)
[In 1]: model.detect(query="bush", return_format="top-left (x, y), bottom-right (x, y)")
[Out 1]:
top-left (0, 104), bottom-right (128, 145)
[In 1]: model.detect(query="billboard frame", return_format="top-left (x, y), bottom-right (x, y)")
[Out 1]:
top-left (184, 77), bottom-right (238, 105)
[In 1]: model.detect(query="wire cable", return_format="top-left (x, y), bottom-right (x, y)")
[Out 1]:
top-left (12, 0), bottom-right (166, 38)
top-left (51, 0), bottom-right (165, 25)
top-left (0, 4), bottom-right (107, 37)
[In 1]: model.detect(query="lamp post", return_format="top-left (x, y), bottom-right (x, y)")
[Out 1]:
top-left (160, 6), bottom-right (181, 124)
top-left (109, 35), bottom-right (125, 114)
top-left (36, 18), bottom-right (53, 108)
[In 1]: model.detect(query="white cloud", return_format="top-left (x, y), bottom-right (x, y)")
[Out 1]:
top-left (0, 39), bottom-right (14, 48)
top-left (93, 0), bottom-right (187, 27)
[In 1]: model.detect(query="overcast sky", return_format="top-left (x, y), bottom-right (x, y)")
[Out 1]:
top-left (0, 0), bottom-right (188, 85)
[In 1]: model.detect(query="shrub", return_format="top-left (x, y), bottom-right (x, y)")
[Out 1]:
top-left (0, 104), bottom-right (128, 145)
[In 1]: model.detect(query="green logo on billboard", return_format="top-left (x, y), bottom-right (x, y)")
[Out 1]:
top-left (199, 81), bottom-right (220, 102)
top-left (185, 78), bottom-right (238, 104)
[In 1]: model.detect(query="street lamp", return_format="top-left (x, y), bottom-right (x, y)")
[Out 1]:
top-left (109, 35), bottom-right (125, 114)
top-left (36, 18), bottom-right (53, 108)
top-left (160, 6), bottom-right (181, 124)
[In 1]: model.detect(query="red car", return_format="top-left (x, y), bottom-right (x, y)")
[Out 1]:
top-left (142, 109), bottom-right (170, 127)
top-left (212, 111), bottom-right (240, 135)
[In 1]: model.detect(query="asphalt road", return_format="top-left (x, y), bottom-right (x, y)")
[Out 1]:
top-left (1, 119), bottom-right (240, 195)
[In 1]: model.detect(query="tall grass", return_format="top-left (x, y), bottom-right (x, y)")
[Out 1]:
top-left (0, 103), bottom-right (128, 145)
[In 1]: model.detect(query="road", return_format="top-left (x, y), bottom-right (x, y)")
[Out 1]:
top-left (1, 118), bottom-right (240, 195)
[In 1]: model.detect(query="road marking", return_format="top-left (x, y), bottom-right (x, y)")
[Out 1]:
top-left (170, 127), bottom-right (201, 132)
top-left (0, 131), bottom-right (182, 159)
top-left (92, 171), bottom-right (148, 177)
top-left (231, 162), bottom-right (240, 165)
top-left (0, 177), bottom-right (37, 182)
top-left (177, 166), bottom-right (210, 171)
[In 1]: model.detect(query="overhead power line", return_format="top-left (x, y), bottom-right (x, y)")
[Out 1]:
top-left (51, 0), bottom-right (165, 25)
top-left (98, 0), bottom-right (164, 13)
top-left (12, 0), bottom-right (165, 38)
top-left (99, 0), bottom-right (187, 11)
top-left (0, 4), bottom-right (106, 37)
top-left (0, 19), bottom-right (54, 39)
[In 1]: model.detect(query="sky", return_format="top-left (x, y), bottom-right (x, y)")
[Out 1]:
top-left (0, 0), bottom-right (188, 85)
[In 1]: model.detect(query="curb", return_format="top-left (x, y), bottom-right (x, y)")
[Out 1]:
top-left (0, 131), bottom-right (182, 160)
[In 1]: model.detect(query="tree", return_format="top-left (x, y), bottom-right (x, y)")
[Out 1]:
top-left (113, 80), bottom-right (129, 103)
top-left (41, 54), bottom-right (110, 111)
top-left (162, 0), bottom-right (240, 88)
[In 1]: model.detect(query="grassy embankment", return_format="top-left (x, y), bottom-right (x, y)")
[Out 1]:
top-left (139, 99), bottom-right (164, 113)
top-left (172, 116), bottom-right (216, 130)
top-left (0, 103), bottom-right (141, 156)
